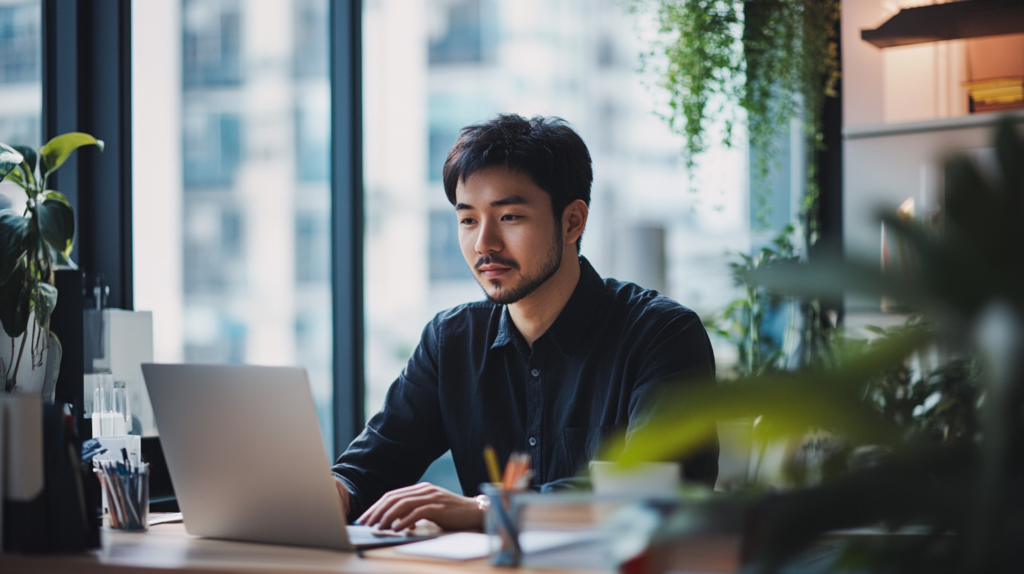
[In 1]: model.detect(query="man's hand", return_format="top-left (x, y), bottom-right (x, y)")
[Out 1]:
top-left (357, 482), bottom-right (482, 532)
top-left (334, 477), bottom-right (351, 517)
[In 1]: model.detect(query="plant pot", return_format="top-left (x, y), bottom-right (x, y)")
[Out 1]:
top-left (0, 313), bottom-right (56, 396)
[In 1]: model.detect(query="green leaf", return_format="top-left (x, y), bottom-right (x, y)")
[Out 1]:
top-left (37, 197), bottom-right (75, 257)
top-left (52, 249), bottom-right (78, 270)
top-left (10, 145), bottom-right (37, 185)
top-left (745, 258), bottom-right (938, 313)
top-left (39, 132), bottom-right (104, 177)
top-left (0, 143), bottom-right (24, 184)
top-left (44, 190), bottom-right (71, 205)
top-left (32, 281), bottom-right (57, 330)
top-left (0, 262), bottom-right (31, 338)
top-left (3, 167), bottom-right (28, 190)
top-left (0, 211), bottom-right (29, 285)
top-left (608, 330), bottom-right (929, 467)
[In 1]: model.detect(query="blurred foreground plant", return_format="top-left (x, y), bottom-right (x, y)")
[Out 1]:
top-left (608, 119), bottom-right (1024, 573)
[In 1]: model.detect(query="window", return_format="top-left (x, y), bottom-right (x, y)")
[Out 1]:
top-left (0, 1), bottom-right (40, 136)
top-left (0, 0), bottom-right (40, 212)
top-left (183, 0), bottom-right (242, 88)
top-left (0, 3), bottom-right (40, 85)
top-left (134, 0), bottom-right (335, 455)
top-left (429, 209), bottom-right (469, 281)
top-left (295, 213), bottom-right (329, 283)
top-left (428, 93), bottom-right (485, 181)
top-left (183, 111), bottom-right (241, 187)
top-left (428, 0), bottom-right (485, 65)
top-left (293, 0), bottom-right (328, 79)
top-left (296, 96), bottom-right (329, 182)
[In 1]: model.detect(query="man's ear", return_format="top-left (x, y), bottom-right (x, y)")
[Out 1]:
top-left (562, 199), bottom-right (588, 246)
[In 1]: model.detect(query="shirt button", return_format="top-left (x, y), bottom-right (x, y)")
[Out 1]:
top-left (529, 437), bottom-right (537, 446)
top-left (530, 368), bottom-right (540, 377)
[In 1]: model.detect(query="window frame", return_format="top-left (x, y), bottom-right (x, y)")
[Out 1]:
top-left (42, 0), bottom-right (365, 457)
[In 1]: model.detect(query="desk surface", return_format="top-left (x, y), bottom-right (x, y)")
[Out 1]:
top-left (0, 523), bottom-right (602, 574)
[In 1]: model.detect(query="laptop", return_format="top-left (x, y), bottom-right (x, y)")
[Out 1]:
top-left (141, 363), bottom-right (436, 550)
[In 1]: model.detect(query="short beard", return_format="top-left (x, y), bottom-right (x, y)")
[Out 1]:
top-left (476, 234), bottom-right (563, 306)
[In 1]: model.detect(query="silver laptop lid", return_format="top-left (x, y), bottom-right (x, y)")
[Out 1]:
top-left (142, 363), bottom-right (351, 550)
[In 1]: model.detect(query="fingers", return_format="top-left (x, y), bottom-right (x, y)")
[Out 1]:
top-left (358, 483), bottom-right (435, 526)
top-left (375, 494), bottom-right (441, 531)
top-left (358, 483), bottom-right (441, 527)
top-left (358, 483), bottom-right (485, 532)
top-left (390, 504), bottom-right (444, 532)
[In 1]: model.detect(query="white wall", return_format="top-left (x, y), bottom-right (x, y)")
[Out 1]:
top-left (841, 0), bottom-right (1024, 268)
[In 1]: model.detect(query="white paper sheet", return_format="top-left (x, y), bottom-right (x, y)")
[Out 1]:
top-left (394, 530), bottom-right (604, 561)
top-left (394, 532), bottom-right (491, 560)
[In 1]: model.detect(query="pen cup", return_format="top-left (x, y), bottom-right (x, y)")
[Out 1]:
top-left (95, 461), bottom-right (149, 532)
top-left (481, 483), bottom-right (523, 567)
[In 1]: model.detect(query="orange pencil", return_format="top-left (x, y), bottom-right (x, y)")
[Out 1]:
top-left (501, 451), bottom-right (516, 490)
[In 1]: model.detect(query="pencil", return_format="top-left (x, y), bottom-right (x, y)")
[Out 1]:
top-left (484, 445), bottom-right (502, 484)
top-left (501, 451), bottom-right (516, 490)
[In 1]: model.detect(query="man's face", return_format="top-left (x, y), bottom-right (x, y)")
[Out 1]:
top-left (455, 166), bottom-right (563, 305)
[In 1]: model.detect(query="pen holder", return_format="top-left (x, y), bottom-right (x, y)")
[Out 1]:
top-left (95, 461), bottom-right (149, 531)
top-left (481, 483), bottom-right (523, 567)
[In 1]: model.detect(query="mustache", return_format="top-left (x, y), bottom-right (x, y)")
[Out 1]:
top-left (475, 254), bottom-right (520, 271)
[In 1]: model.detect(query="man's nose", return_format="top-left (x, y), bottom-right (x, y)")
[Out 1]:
top-left (475, 219), bottom-right (503, 254)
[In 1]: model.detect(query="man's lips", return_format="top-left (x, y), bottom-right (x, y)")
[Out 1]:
top-left (477, 265), bottom-right (511, 278)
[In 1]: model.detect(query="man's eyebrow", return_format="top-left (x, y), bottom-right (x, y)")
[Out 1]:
top-left (454, 195), bottom-right (528, 210)
top-left (490, 194), bottom-right (527, 207)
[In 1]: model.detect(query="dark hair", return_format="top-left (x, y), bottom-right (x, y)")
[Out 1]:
top-left (443, 114), bottom-right (593, 253)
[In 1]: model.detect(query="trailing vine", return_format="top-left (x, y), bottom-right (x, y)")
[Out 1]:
top-left (634, 0), bottom-right (840, 239)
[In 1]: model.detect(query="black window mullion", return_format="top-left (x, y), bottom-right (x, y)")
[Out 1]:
top-left (43, 0), bottom-right (132, 309)
top-left (329, 0), bottom-right (364, 458)
top-left (43, 0), bottom-right (132, 441)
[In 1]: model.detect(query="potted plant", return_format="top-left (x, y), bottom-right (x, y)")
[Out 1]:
top-left (0, 132), bottom-right (103, 394)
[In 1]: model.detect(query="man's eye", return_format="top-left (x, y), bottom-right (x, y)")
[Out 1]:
top-left (501, 214), bottom-right (520, 221)
top-left (460, 218), bottom-right (476, 225)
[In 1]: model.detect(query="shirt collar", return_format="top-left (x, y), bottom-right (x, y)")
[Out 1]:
top-left (492, 308), bottom-right (516, 349)
top-left (491, 257), bottom-right (604, 356)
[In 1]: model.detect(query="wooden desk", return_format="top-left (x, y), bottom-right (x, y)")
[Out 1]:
top-left (0, 523), bottom-right (600, 574)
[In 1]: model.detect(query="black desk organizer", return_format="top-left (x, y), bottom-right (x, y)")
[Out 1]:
top-left (3, 402), bottom-right (100, 553)
top-left (3, 269), bottom-right (98, 553)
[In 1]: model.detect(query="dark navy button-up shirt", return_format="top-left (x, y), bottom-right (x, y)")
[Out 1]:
top-left (332, 257), bottom-right (718, 520)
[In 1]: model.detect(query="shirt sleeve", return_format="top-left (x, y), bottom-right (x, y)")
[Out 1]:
top-left (331, 319), bottom-right (450, 522)
top-left (625, 306), bottom-right (720, 487)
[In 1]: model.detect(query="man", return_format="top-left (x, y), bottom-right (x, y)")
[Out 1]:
top-left (332, 114), bottom-right (717, 532)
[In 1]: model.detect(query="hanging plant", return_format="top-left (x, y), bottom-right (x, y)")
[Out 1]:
top-left (634, 0), bottom-right (840, 238)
